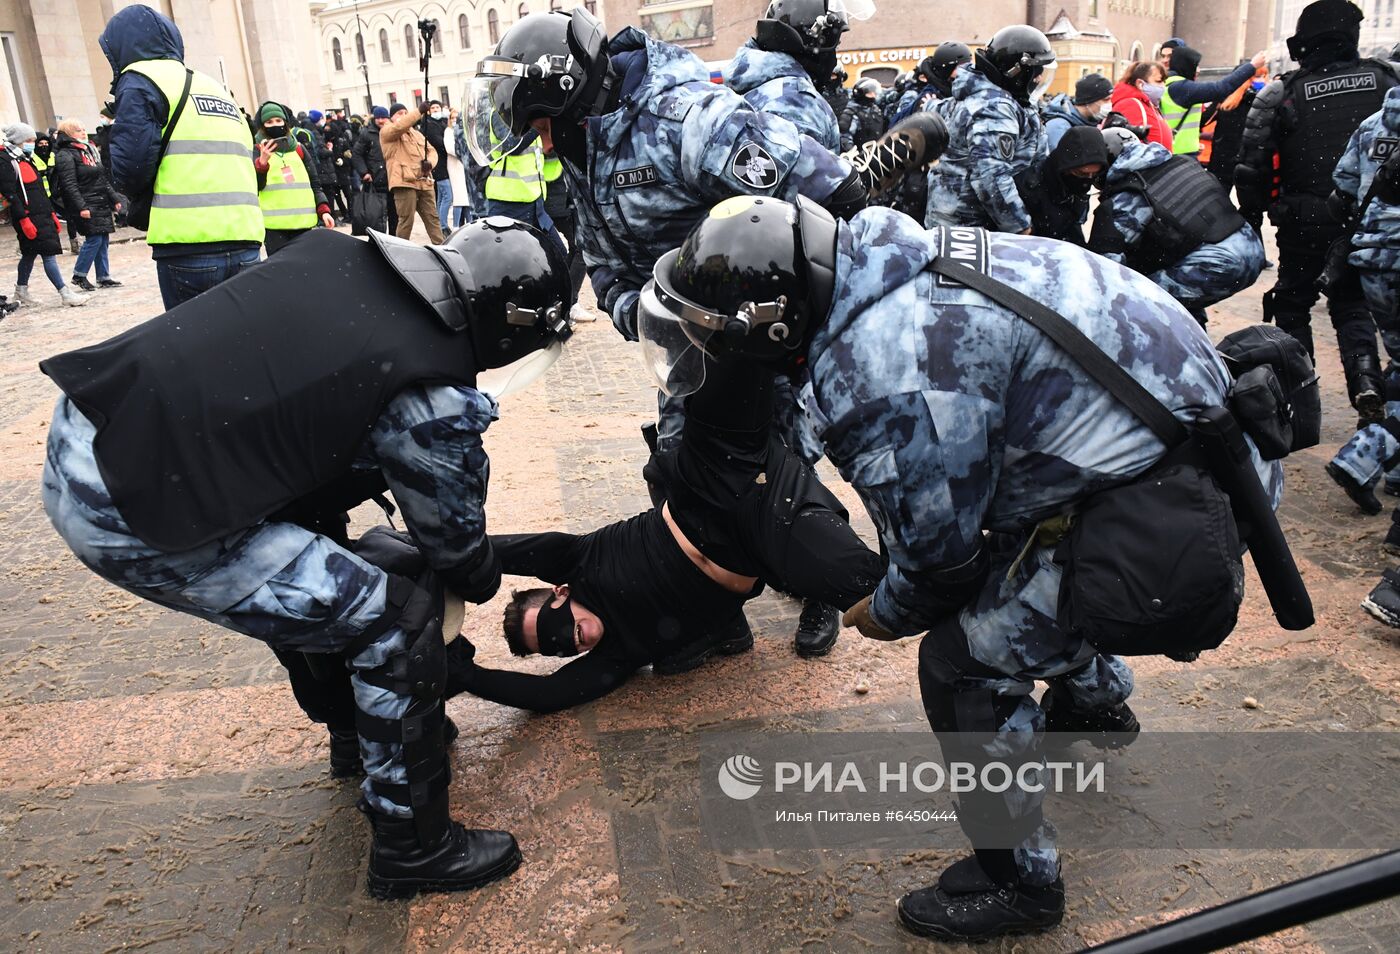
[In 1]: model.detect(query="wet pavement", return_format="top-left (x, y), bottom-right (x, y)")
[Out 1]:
top-left (0, 222), bottom-right (1397, 953)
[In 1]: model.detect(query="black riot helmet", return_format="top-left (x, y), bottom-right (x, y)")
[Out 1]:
top-left (853, 77), bottom-right (880, 100)
top-left (638, 196), bottom-right (838, 396)
top-left (445, 217), bottom-right (573, 395)
top-left (467, 7), bottom-right (610, 160)
top-left (975, 25), bottom-right (1056, 105)
top-left (922, 41), bottom-right (972, 97)
top-left (755, 0), bottom-right (853, 57)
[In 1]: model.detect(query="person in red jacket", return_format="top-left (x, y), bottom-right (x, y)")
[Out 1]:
top-left (1, 123), bottom-right (89, 308)
top-left (1111, 62), bottom-right (1174, 151)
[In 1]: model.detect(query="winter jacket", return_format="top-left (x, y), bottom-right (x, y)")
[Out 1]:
top-left (98, 5), bottom-right (258, 258)
top-left (251, 109), bottom-right (331, 220)
top-left (1111, 82), bottom-right (1173, 151)
top-left (1, 146), bottom-right (63, 257)
top-left (419, 113), bottom-right (450, 181)
top-left (352, 123), bottom-right (387, 188)
top-left (1041, 93), bottom-right (1097, 151)
top-left (1025, 125), bottom-right (1104, 245)
top-left (1163, 58), bottom-right (1258, 111)
top-left (381, 107), bottom-right (437, 192)
top-left (1334, 86), bottom-right (1400, 270)
top-left (52, 133), bottom-right (121, 236)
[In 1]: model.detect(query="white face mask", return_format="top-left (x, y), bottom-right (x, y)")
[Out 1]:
top-left (429, 110), bottom-right (444, 121)
top-left (1092, 102), bottom-right (1111, 121)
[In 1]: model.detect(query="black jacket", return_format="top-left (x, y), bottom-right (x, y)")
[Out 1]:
top-left (1, 147), bottom-right (62, 256)
top-left (53, 133), bottom-right (121, 236)
top-left (351, 123), bottom-right (387, 188)
top-left (840, 97), bottom-right (885, 153)
top-left (1026, 125), bottom-right (1105, 246)
top-left (420, 115), bottom-right (449, 181)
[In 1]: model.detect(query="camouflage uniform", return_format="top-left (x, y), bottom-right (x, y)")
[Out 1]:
top-left (726, 40), bottom-right (841, 152)
top-left (563, 28), bottom-right (852, 452)
top-left (804, 208), bottom-right (1283, 883)
top-left (924, 67), bottom-right (1046, 233)
top-left (42, 384), bottom-right (497, 817)
top-left (1095, 140), bottom-right (1266, 318)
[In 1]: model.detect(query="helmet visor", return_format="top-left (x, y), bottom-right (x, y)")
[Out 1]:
top-left (466, 65), bottom-right (524, 168)
top-left (1030, 60), bottom-right (1057, 104)
top-left (830, 0), bottom-right (875, 21)
top-left (476, 339), bottom-right (564, 399)
top-left (639, 281), bottom-right (712, 398)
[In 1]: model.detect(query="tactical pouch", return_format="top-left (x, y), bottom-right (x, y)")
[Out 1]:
top-left (1217, 324), bottom-right (1321, 457)
top-left (1054, 443), bottom-right (1243, 659)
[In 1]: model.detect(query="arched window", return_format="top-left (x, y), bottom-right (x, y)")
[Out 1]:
top-left (355, 31), bottom-right (366, 65)
top-left (518, 3), bottom-right (529, 18)
top-left (487, 9), bottom-right (500, 45)
top-left (405, 24), bottom-right (417, 59)
top-left (430, 20), bottom-right (443, 54)
top-left (379, 28), bottom-right (391, 62)
top-left (459, 13), bottom-right (471, 49)
top-left (332, 37), bottom-right (343, 71)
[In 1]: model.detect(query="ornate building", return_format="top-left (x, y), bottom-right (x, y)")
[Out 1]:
top-left (0, 0), bottom-right (323, 127)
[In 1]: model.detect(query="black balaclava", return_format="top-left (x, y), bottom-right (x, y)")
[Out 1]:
top-left (34, 138), bottom-right (51, 161)
top-left (1049, 125), bottom-right (1108, 197)
top-left (1288, 0), bottom-right (1362, 69)
top-left (535, 596), bottom-right (581, 656)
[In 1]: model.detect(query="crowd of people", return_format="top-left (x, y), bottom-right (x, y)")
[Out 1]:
top-left (12, 0), bottom-right (1400, 946)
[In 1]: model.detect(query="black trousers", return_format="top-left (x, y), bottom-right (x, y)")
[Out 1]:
top-left (649, 359), bottom-right (884, 610)
top-left (273, 647), bottom-right (356, 732)
top-left (1269, 230), bottom-right (1375, 360)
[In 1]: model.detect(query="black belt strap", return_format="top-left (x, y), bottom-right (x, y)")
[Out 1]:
top-left (929, 258), bottom-right (1189, 448)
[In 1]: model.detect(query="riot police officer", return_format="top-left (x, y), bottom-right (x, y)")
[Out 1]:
top-left (1235, 0), bottom-right (1400, 421)
top-left (640, 195), bottom-right (1287, 941)
top-left (468, 7), bottom-right (944, 657)
top-left (40, 220), bottom-right (573, 900)
top-left (726, 0), bottom-right (855, 151)
top-left (926, 25), bottom-right (1053, 233)
top-left (1091, 128), bottom-right (1266, 324)
top-left (839, 78), bottom-right (886, 153)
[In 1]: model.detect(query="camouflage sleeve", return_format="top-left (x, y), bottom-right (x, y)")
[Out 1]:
top-left (368, 383), bottom-right (500, 581)
top-left (1092, 192), bottom-right (1152, 265)
top-left (966, 98), bottom-right (1033, 233)
top-left (1332, 125), bottom-right (1365, 202)
top-left (681, 96), bottom-right (852, 206)
top-left (831, 392), bottom-right (996, 636)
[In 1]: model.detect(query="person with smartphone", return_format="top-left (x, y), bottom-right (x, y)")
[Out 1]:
top-left (252, 102), bottom-right (335, 256)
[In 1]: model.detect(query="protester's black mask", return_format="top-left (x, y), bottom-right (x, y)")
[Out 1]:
top-left (535, 596), bottom-right (580, 657)
top-left (1062, 175), bottom-right (1094, 196)
top-left (35, 143), bottom-right (51, 160)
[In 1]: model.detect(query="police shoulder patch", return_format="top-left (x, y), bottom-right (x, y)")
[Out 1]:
top-left (1370, 137), bottom-right (1398, 163)
top-left (995, 133), bottom-right (1016, 161)
top-left (933, 226), bottom-right (990, 288)
top-left (730, 141), bottom-right (780, 189)
top-left (612, 165), bottom-right (658, 189)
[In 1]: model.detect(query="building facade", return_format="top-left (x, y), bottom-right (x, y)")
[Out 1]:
top-left (1, 0), bottom-right (323, 129)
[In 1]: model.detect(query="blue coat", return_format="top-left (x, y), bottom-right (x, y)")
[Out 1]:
top-left (726, 41), bottom-right (840, 152)
top-left (925, 67), bottom-right (1046, 233)
top-left (562, 29), bottom-right (853, 339)
top-left (98, 5), bottom-right (184, 202)
top-left (804, 208), bottom-right (1281, 636)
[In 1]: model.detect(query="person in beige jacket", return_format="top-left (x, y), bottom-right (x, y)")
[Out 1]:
top-left (380, 102), bottom-right (444, 243)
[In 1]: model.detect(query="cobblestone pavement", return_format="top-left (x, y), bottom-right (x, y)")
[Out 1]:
top-left (0, 224), bottom-right (1397, 953)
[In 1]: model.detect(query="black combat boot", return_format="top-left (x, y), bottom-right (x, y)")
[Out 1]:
top-left (363, 796), bottom-right (521, 900)
top-left (1326, 461), bottom-right (1383, 515)
top-left (653, 612), bottom-right (754, 675)
top-left (1362, 569), bottom-right (1400, 628)
top-left (898, 856), bottom-right (1064, 942)
top-left (1344, 351), bottom-right (1385, 428)
top-left (794, 600), bottom-right (839, 657)
top-left (1041, 683), bottom-right (1140, 749)
top-left (1385, 514), bottom-right (1400, 556)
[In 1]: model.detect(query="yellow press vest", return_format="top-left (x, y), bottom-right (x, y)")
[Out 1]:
top-left (122, 59), bottom-right (263, 245)
top-left (258, 146), bottom-right (317, 231)
top-left (1161, 76), bottom-right (1201, 155)
top-left (484, 131), bottom-right (544, 203)
top-left (31, 153), bottom-right (51, 195)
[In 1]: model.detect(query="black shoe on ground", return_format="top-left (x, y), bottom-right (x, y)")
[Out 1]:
top-left (363, 798), bottom-right (520, 900)
top-left (794, 600), bottom-right (839, 657)
top-left (1042, 684), bottom-right (1140, 749)
top-left (653, 613), bottom-right (754, 676)
top-left (1362, 569), bottom-right (1400, 628)
top-left (898, 866), bottom-right (1064, 942)
top-left (70, 275), bottom-right (97, 292)
top-left (1326, 461), bottom-right (1382, 515)
top-left (96, 277), bottom-right (123, 288)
